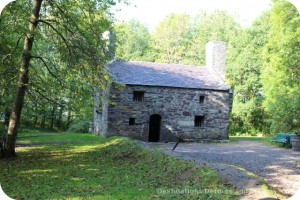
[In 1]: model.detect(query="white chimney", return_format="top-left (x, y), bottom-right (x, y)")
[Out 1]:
top-left (206, 41), bottom-right (226, 80)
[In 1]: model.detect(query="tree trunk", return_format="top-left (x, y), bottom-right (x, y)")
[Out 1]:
top-left (67, 110), bottom-right (72, 127)
top-left (56, 101), bottom-right (64, 129)
top-left (2, 0), bottom-right (43, 158)
top-left (4, 109), bottom-right (10, 127)
top-left (33, 104), bottom-right (38, 127)
top-left (50, 105), bottom-right (56, 130)
top-left (41, 114), bottom-right (46, 129)
top-left (56, 107), bottom-right (63, 129)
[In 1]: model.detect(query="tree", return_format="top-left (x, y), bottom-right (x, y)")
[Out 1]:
top-left (226, 12), bottom-right (270, 134)
top-left (114, 19), bottom-right (155, 61)
top-left (112, 11), bottom-right (240, 65)
top-left (262, 1), bottom-right (300, 133)
top-left (152, 13), bottom-right (192, 64)
top-left (186, 11), bottom-right (240, 66)
top-left (0, 1), bottom-right (29, 129)
top-left (0, 0), bottom-right (119, 157)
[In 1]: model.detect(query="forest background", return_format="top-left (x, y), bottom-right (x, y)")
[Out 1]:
top-left (1, 0), bottom-right (300, 141)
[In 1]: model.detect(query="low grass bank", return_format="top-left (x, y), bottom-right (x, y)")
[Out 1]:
top-left (0, 131), bottom-right (239, 200)
top-left (230, 136), bottom-right (271, 143)
top-left (230, 136), bottom-right (291, 148)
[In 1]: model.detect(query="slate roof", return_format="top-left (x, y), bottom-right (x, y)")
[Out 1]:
top-left (109, 61), bottom-right (229, 91)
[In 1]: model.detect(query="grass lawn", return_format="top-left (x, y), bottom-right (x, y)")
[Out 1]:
top-left (229, 136), bottom-right (291, 148)
top-left (0, 131), bottom-right (239, 200)
top-left (230, 136), bottom-right (271, 143)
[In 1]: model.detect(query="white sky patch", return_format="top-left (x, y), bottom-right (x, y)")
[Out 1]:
top-left (0, 0), bottom-right (15, 15)
top-left (113, 0), bottom-right (274, 31)
top-left (288, 0), bottom-right (300, 12)
top-left (2, 1), bottom-right (300, 32)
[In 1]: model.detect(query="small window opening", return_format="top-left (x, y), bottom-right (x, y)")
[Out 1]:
top-left (199, 95), bottom-right (205, 104)
top-left (129, 118), bottom-right (135, 125)
top-left (133, 91), bottom-right (144, 102)
top-left (194, 116), bottom-right (205, 127)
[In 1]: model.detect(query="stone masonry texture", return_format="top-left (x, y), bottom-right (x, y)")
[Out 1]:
top-left (104, 85), bottom-right (231, 142)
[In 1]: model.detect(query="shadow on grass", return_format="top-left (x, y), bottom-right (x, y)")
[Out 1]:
top-left (0, 135), bottom-right (239, 200)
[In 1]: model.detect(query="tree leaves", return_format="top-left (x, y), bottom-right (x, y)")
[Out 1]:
top-left (1, 0), bottom-right (123, 130)
top-left (114, 19), bottom-right (152, 61)
top-left (152, 13), bottom-right (192, 64)
top-left (226, 12), bottom-right (270, 134)
top-left (262, 1), bottom-right (300, 133)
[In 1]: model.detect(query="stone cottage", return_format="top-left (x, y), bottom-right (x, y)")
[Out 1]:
top-left (94, 41), bottom-right (232, 142)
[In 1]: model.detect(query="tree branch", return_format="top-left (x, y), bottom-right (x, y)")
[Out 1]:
top-left (29, 87), bottom-right (66, 107)
top-left (37, 19), bottom-right (72, 54)
top-left (40, 18), bottom-right (75, 35)
top-left (12, 34), bottom-right (25, 54)
top-left (1, 34), bottom-right (25, 63)
top-left (31, 56), bottom-right (64, 85)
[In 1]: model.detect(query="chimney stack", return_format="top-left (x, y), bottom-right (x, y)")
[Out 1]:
top-left (206, 41), bottom-right (226, 80)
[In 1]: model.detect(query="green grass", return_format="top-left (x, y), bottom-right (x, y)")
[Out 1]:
top-left (229, 136), bottom-right (291, 148)
top-left (17, 132), bottom-right (97, 144)
top-left (0, 131), bottom-right (239, 200)
top-left (230, 136), bottom-right (271, 142)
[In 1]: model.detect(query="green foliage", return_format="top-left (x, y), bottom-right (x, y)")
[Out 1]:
top-left (187, 11), bottom-right (241, 65)
top-left (152, 13), bottom-right (192, 64)
top-left (230, 135), bottom-right (292, 149)
top-left (0, 0), bottom-right (125, 131)
top-left (114, 19), bottom-right (155, 61)
top-left (0, 124), bottom-right (7, 138)
top-left (113, 11), bottom-right (240, 66)
top-left (67, 118), bottom-right (92, 133)
top-left (227, 2), bottom-right (300, 135)
top-left (0, 123), bottom-right (6, 156)
top-left (0, 1), bottom-right (29, 117)
top-left (227, 12), bottom-right (271, 135)
top-left (262, 1), bottom-right (300, 134)
top-left (0, 132), bottom-right (239, 199)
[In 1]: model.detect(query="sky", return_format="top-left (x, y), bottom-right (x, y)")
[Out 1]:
top-left (112, 0), bottom-right (274, 32)
top-left (1, 1), bottom-right (300, 30)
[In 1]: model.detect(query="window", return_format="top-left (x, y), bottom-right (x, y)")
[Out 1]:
top-left (129, 118), bottom-right (135, 125)
top-left (199, 95), bottom-right (205, 104)
top-left (133, 91), bottom-right (144, 102)
top-left (194, 116), bottom-right (205, 127)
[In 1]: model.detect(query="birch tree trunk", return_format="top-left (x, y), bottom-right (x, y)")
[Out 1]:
top-left (3, 0), bottom-right (43, 157)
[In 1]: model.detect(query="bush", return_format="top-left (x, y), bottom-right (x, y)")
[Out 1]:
top-left (0, 124), bottom-right (7, 157)
top-left (0, 124), bottom-right (6, 138)
top-left (67, 119), bottom-right (91, 133)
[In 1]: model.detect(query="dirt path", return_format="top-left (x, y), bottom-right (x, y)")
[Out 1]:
top-left (139, 140), bottom-right (300, 200)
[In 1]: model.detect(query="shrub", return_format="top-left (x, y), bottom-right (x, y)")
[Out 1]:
top-left (67, 119), bottom-right (91, 133)
top-left (0, 124), bottom-right (6, 138)
top-left (0, 124), bottom-right (7, 157)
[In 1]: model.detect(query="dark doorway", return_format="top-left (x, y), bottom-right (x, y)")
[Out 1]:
top-left (148, 114), bottom-right (161, 142)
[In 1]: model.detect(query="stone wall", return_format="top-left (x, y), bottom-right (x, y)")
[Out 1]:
top-left (105, 85), bottom-right (232, 142)
top-left (94, 88), bottom-right (109, 137)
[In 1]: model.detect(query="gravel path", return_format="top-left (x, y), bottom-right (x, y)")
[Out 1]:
top-left (140, 140), bottom-right (300, 199)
